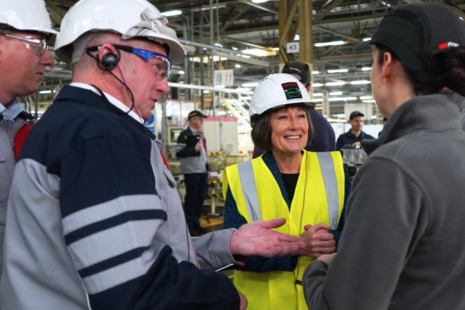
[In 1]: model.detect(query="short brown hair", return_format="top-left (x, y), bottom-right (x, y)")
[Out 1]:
top-left (251, 103), bottom-right (313, 152)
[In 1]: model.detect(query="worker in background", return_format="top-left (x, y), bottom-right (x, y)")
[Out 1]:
top-left (0, 0), bottom-right (56, 279)
top-left (176, 110), bottom-right (211, 236)
top-left (253, 61), bottom-right (336, 158)
top-left (1, 0), bottom-right (306, 309)
top-left (223, 73), bottom-right (350, 310)
top-left (303, 3), bottom-right (465, 309)
top-left (336, 111), bottom-right (374, 150)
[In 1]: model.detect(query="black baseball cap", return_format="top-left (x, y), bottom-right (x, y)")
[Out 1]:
top-left (354, 3), bottom-right (465, 84)
top-left (282, 61), bottom-right (311, 84)
top-left (188, 110), bottom-right (208, 120)
top-left (350, 111), bottom-right (364, 120)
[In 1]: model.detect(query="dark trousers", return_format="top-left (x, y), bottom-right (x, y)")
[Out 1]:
top-left (183, 173), bottom-right (208, 230)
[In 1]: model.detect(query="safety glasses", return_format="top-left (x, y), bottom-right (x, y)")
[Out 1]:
top-left (87, 44), bottom-right (172, 79)
top-left (0, 33), bottom-right (48, 55)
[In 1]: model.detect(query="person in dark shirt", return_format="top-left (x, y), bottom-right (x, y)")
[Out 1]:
top-left (253, 61), bottom-right (336, 158)
top-left (336, 111), bottom-right (375, 150)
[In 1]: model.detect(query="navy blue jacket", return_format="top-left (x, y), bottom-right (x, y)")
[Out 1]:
top-left (336, 130), bottom-right (375, 150)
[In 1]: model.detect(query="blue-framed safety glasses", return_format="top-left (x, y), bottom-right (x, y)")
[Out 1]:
top-left (87, 44), bottom-right (172, 78)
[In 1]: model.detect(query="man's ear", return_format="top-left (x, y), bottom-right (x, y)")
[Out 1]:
top-left (381, 52), bottom-right (393, 83)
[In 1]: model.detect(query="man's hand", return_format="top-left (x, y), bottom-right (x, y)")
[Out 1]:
top-left (229, 218), bottom-right (306, 257)
top-left (317, 252), bottom-right (336, 265)
top-left (237, 289), bottom-right (248, 310)
top-left (352, 141), bottom-right (361, 146)
top-left (195, 142), bottom-right (202, 151)
top-left (292, 224), bottom-right (336, 258)
top-left (207, 172), bottom-right (212, 181)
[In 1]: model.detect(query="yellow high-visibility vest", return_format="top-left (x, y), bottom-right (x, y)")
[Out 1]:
top-left (222, 151), bottom-right (345, 310)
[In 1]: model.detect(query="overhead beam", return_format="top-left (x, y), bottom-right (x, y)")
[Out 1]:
top-left (314, 25), bottom-right (361, 43)
top-left (221, 7), bottom-right (249, 32)
top-left (223, 36), bottom-right (274, 50)
top-left (317, 52), bottom-right (371, 61)
top-left (314, 0), bottom-right (345, 22)
top-left (240, 0), bottom-right (279, 14)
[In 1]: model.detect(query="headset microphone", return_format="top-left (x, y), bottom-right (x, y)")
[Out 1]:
top-left (86, 45), bottom-right (135, 115)
top-left (101, 52), bottom-right (120, 70)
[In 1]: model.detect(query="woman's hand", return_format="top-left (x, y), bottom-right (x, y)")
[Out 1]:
top-left (293, 223), bottom-right (336, 258)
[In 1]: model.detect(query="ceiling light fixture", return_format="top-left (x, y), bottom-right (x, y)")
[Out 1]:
top-left (242, 82), bottom-right (259, 87)
top-left (326, 81), bottom-right (347, 86)
top-left (161, 10), bottom-right (182, 17)
top-left (327, 69), bottom-right (349, 73)
top-left (328, 96), bottom-right (358, 101)
top-left (315, 40), bottom-right (346, 47)
top-left (350, 80), bottom-right (370, 85)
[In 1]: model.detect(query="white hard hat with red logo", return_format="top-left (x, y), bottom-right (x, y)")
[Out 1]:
top-left (54, 0), bottom-right (185, 66)
top-left (0, 0), bottom-right (57, 35)
top-left (249, 73), bottom-right (312, 121)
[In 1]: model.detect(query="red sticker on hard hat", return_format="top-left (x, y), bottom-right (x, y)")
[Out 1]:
top-left (282, 82), bottom-right (302, 100)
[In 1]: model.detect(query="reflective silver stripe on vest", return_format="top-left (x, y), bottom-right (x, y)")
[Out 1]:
top-left (237, 161), bottom-right (262, 221)
top-left (316, 152), bottom-right (339, 229)
top-left (237, 154), bottom-right (339, 227)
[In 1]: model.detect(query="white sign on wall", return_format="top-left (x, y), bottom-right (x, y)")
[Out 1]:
top-left (286, 42), bottom-right (299, 54)
top-left (214, 69), bottom-right (234, 87)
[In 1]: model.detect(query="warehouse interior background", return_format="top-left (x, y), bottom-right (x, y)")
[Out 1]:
top-left (33, 0), bottom-right (465, 152)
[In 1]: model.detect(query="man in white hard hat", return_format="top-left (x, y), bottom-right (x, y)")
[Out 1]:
top-left (1, 0), bottom-right (305, 309)
top-left (0, 0), bottom-right (56, 280)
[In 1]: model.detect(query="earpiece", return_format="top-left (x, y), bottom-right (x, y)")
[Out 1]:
top-left (101, 52), bottom-right (120, 70)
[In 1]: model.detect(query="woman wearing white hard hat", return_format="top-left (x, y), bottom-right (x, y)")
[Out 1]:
top-left (223, 73), bottom-right (349, 310)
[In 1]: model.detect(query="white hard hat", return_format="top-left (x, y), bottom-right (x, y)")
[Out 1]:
top-left (55, 0), bottom-right (185, 66)
top-left (0, 0), bottom-right (57, 35)
top-left (249, 73), bottom-right (312, 120)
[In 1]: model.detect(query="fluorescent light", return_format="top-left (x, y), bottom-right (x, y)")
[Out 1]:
top-left (232, 46), bottom-right (239, 51)
top-left (313, 93), bottom-right (323, 96)
top-left (329, 91), bottom-right (343, 96)
top-left (350, 80), bottom-right (370, 85)
top-left (360, 96), bottom-right (373, 100)
top-left (312, 71), bottom-right (319, 75)
top-left (242, 82), bottom-right (259, 87)
top-left (362, 99), bottom-right (376, 103)
top-left (214, 43), bottom-right (223, 47)
top-left (294, 34), bottom-right (300, 41)
top-left (328, 96), bottom-right (357, 101)
top-left (312, 83), bottom-right (324, 87)
top-left (363, 37), bottom-right (371, 41)
top-left (178, 70), bottom-right (185, 75)
top-left (203, 90), bottom-right (210, 93)
top-left (162, 10), bottom-right (182, 17)
top-left (273, 47), bottom-right (279, 51)
top-left (235, 64), bottom-right (241, 68)
top-left (39, 90), bottom-right (52, 94)
top-left (315, 40), bottom-right (345, 47)
top-left (326, 81), bottom-right (347, 86)
top-left (327, 69), bottom-right (348, 73)
top-left (361, 67), bottom-right (372, 71)
top-left (235, 87), bottom-right (252, 91)
top-left (252, 0), bottom-right (268, 3)
top-left (311, 98), bottom-right (324, 102)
